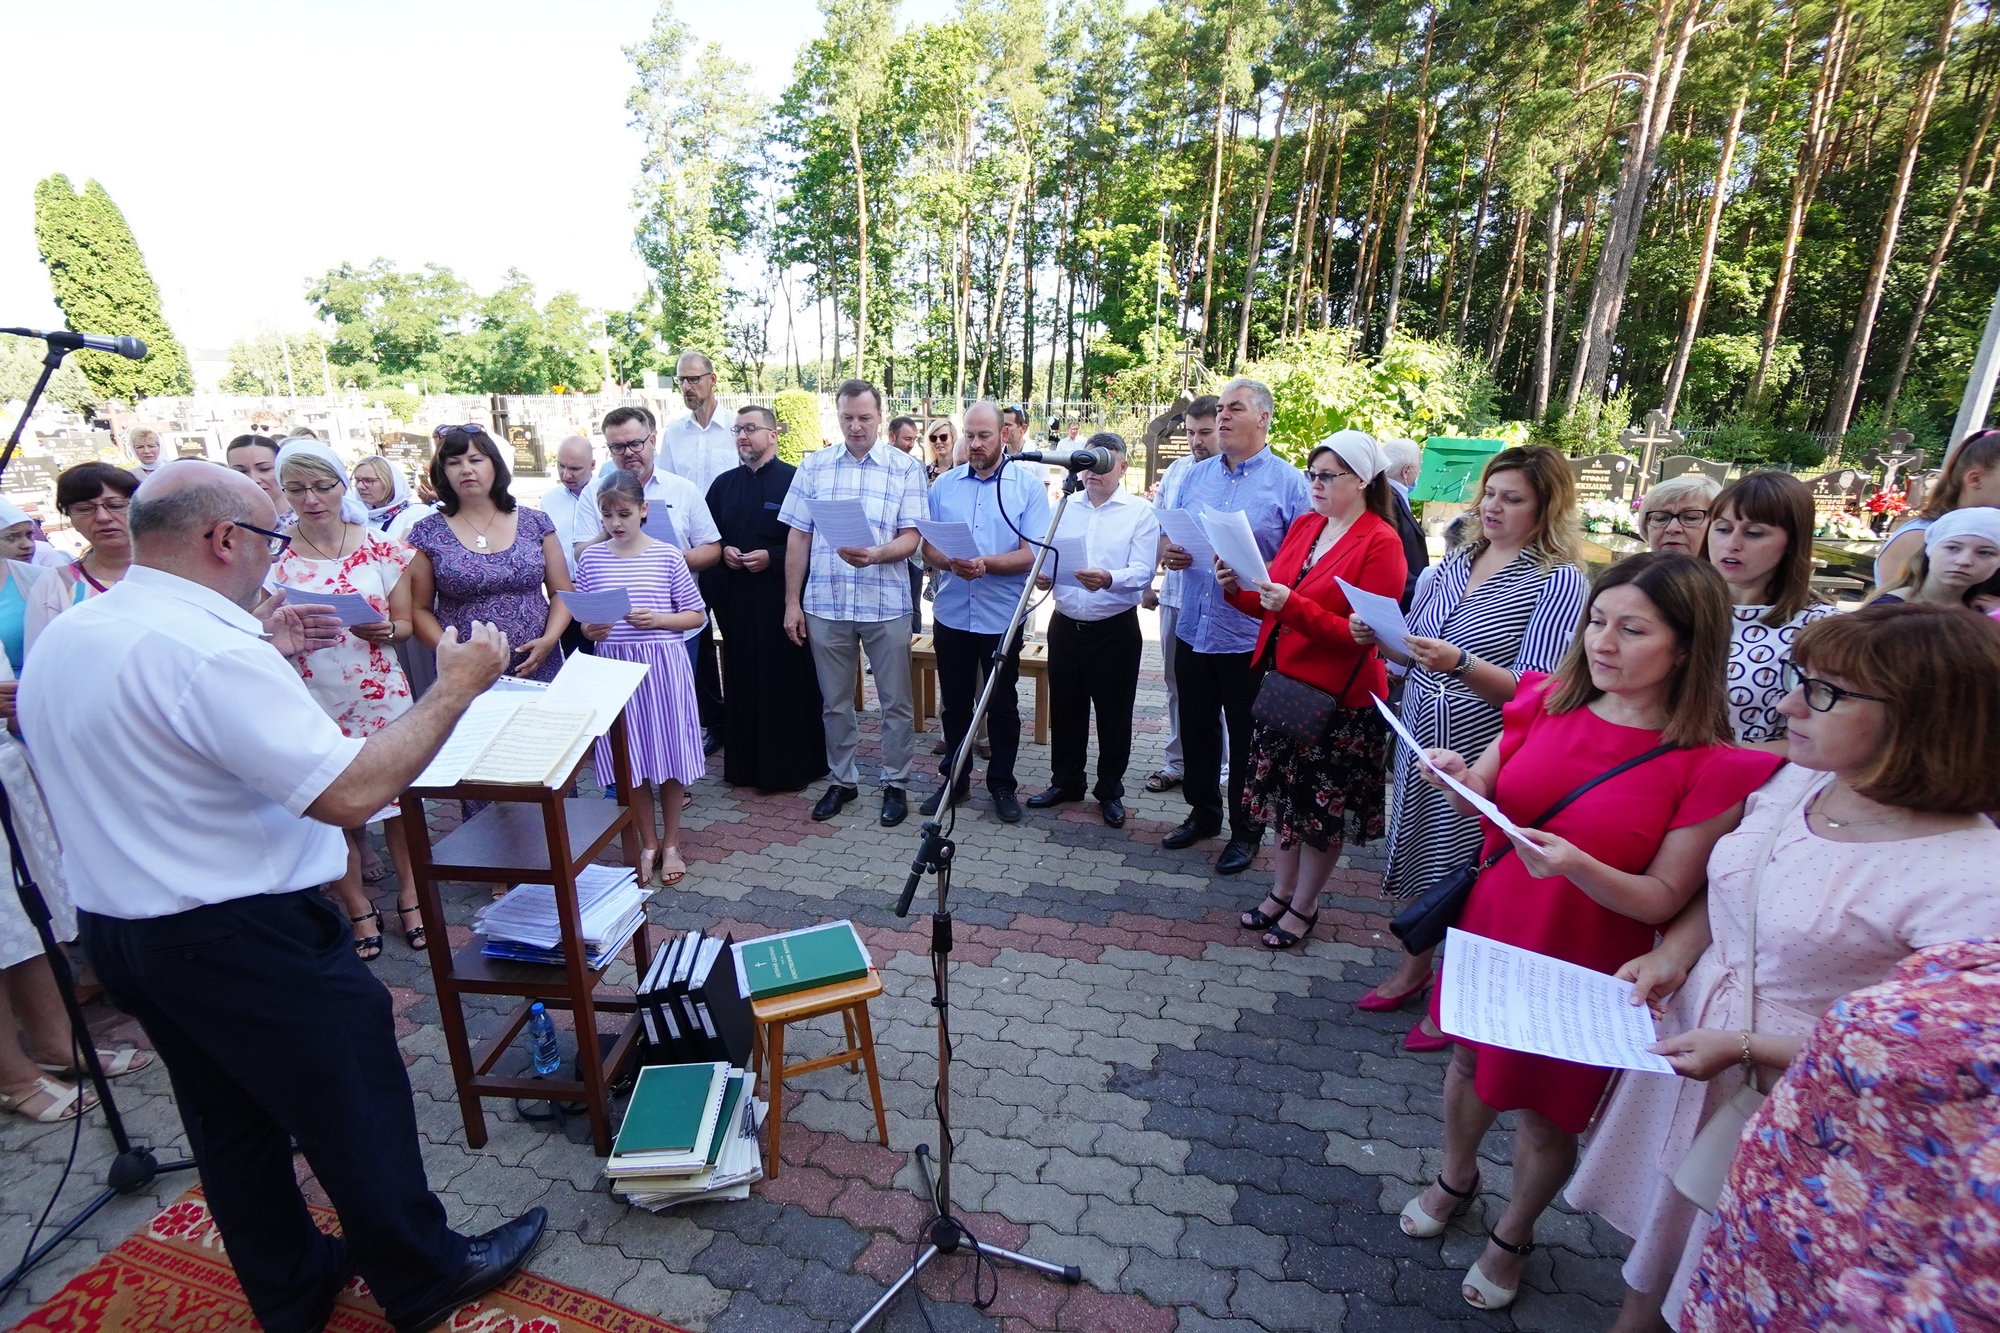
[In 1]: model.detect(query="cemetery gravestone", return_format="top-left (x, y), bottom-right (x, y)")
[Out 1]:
top-left (1143, 396), bottom-right (1192, 489)
top-left (1654, 455), bottom-right (1729, 485)
top-left (506, 423), bottom-right (546, 478)
top-left (1622, 408), bottom-right (1685, 481)
top-left (1803, 467), bottom-right (1870, 527)
top-left (1568, 452), bottom-right (1640, 502)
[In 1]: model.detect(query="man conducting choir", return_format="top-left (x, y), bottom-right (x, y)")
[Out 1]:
top-left (704, 405), bottom-right (828, 794)
top-left (1027, 433), bottom-right (1159, 827)
top-left (19, 461), bottom-right (546, 1333)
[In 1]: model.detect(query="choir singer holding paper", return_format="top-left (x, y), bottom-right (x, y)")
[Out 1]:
top-left (20, 461), bottom-right (547, 1333)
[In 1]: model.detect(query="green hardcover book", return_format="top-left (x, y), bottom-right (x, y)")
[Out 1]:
top-left (611, 1061), bottom-right (728, 1159)
top-left (705, 1073), bottom-right (746, 1168)
top-left (734, 921), bottom-right (869, 1000)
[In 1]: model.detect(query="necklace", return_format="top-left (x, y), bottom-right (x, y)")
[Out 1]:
top-left (298, 525), bottom-right (349, 561)
top-left (1812, 787), bottom-right (1899, 830)
top-left (464, 511), bottom-right (500, 550)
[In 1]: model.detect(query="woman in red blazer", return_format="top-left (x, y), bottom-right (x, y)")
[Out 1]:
top-left (1217, 431), bottom-right (1409, 948)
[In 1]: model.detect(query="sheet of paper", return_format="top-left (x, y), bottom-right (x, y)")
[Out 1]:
top-left (465, 705), bottom-right (596, 785)
top-left (1197, 507), bottom-right (1270, 585)
top-left (413, 694), bottom-right (522, 788)
top-left (1372, 697), bottom-right (1528, 840)
top-left (1439, 929), bottom-right (1676, 1073)
top-left (277, 586), bottom-right (387, 628)
top-left (543, 652), bottom-right (651, 737)
top-left (558, 588), bottom-right (634, 625)
top-left (808, 497), bottom-right (878, 552)
top-left (1048, 535), bottom-right (1090, 588)
top-left (643, 506), bottom-right (684, 549)
top-left (916, 519), bottom-right (982, 562)
top-left (1336, 576), bottom-right (1413, 652)
top-left (1154, 508), bottom-right (1217, 569)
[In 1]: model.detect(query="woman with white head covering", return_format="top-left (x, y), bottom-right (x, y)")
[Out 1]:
top-left (0, 500), bottom-right (67, 672)
top-left (270, 438), bottom-right (426, 961)
top-left (1867, 504), bottom-right (2000, 609)
top-left (351, 454), bottom-right (433, 542)
top-left (1212, 429), bottom-right (1410, 949)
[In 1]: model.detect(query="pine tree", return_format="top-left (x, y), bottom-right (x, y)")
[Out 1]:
top-left (32, 175), bottom-right (194, 401)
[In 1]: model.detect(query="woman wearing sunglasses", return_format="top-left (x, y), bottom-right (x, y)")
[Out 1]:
top-left (1567, 603), bottom-right (2000, 1333)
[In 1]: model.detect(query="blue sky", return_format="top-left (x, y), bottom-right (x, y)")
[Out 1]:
top-left (1, 0), bottom-right (951, 352)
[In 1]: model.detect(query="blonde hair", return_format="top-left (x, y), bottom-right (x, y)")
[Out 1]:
top-left (351, 455), bottom-right (397, 490)
top-left (1470, 445), bottom-right (1581, 570)
top-left (278, 452), bottom-right (342, 486)
top-left (1639, 473), bottom-right (1722, 515)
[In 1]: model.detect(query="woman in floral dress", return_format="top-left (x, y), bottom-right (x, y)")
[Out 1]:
top-left (270, 440), bottom-right (424, 959)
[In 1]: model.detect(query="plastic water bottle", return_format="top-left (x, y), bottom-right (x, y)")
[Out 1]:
top-left (526, 1003), bottom-right (561, 1077)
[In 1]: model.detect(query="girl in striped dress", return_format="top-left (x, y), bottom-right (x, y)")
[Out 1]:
top-left (575, 471), bottom-right (707, 887)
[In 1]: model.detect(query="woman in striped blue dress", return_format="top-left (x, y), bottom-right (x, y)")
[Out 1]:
top-left (1351, 446), bottom-right (1589, 1048)
top-left (575, 471), bottom-right (708, 888)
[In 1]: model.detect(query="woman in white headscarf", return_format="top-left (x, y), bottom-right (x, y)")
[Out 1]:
top-left (351, 454), bottom-right (432, 542)
top-left (0, 500), bottom-right (67, 673)
top-left (1214, 430), bottom-right (1410, 949)
top-left (1866, 505), bottom-right (2000, 609)
top-left (269, 438), bottom-right (426, 961)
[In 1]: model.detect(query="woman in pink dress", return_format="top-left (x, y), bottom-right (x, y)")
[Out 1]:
top-left (1567, 603), bottom-right (2000, 1333)
top-left (1394, 553), bottom-right (1782, 1314)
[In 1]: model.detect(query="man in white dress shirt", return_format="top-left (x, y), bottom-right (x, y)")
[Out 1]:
top-left (657, 350), bottom-right (736, 493)
top-left (19, 461), bottom-right (544, 1333)
top-left (539, 435), bottom-right (596, 656)
top-left (1027, 433), bottom-right (1160, 827)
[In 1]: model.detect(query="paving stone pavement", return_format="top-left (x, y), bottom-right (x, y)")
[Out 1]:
top-left (0, 613), bottom-right (1632, 1332)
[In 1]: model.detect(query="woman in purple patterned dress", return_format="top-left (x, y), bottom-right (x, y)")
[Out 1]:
top-left (406, 427), bottom-right (573, 682)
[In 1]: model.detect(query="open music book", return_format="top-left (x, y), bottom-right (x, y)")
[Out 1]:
top-left (414, 698), bottom-right (597, 788)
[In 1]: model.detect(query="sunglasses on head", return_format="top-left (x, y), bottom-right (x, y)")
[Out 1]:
top-left (433, 423), bottom-right (486, 440)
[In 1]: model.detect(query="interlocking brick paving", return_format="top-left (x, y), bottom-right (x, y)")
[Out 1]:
top-left (0, 622), bottom-right (1631, 1331)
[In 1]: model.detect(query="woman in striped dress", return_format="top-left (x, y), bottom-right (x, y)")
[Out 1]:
top-left (1351, 446), bottom-right (1589, 1048)
top-left (574, 472), bottom-right (708, 887)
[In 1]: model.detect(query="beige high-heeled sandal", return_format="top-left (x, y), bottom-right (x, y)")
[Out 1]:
top-left (1462, 1231), bottom-right (1533, 1310)
top-left (1398, 1169), bottom-right (1479, 1238)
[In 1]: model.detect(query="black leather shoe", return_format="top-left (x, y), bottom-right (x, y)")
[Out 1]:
top-left (395, 1207), bottom-right (547, 1333)
top-left (1162, 817), bottom-right (1221, 849)
top-left (811, 785), bottom-right (859, 821)
top-left (881, 787), bottom-right (908, 827)
top-left (1215, 839), bottom-right (1260, 875)
top-left (1026, 786), bottom-right (1084, 809)
top-left (992, 791), bottom-right (1023, 823)
top-left (1101, 798), bottom-right (1126, 828)
top-left (919, 786), bottom-right (969, 817)
top-left (701, 728), bottom-right (722, 756)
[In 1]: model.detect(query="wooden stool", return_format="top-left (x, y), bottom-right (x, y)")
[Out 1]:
top-left (910, 633), bottom-right (938, 725)
top-left (750, 970), bottom-right (890, 1177)
top-left (1017, 639), bottom-right (1051, 745)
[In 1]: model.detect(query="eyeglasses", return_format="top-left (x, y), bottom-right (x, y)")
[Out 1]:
top-left (730, 423), bottom-right (771, 437)
top-left (1305, 468), bottom-right (1354, 485)
top-left (433, 423), bottom-right (485, 440)
top-left (280, 480), bottom-right (344, 498)
top-left (202, 519), bottom-right (292, 556)
top-left (65, 498), bottom-right (131, 517)
top-left (677, 373), bottom-right (713, 387)
top-left (1643, 508), bottom-right (1710, 529)
top-left (1780, 660), bottom-right (1891, 712)
top-left (606, 435), bottom-right (652, 455)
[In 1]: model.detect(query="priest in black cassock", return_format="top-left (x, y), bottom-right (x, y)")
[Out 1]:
top-left (703, 406), bottom-right (830, 793)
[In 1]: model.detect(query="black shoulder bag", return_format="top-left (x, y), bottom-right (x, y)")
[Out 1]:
top-left (1389, 742), bottom-right (1676, 955)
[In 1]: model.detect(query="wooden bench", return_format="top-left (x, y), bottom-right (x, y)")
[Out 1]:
top-left (910, 633), bottom-right (1050, 745)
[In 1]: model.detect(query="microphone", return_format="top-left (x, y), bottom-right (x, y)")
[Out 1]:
top-left (1014, 446), bottom-right (1115, 474)
top-left (0, 327), bottom-right (148, 360)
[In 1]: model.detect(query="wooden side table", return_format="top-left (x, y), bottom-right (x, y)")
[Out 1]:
top-left (749, 970), bottom-right (889, 1177)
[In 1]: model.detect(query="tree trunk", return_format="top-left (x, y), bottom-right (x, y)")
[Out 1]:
top-left (1435, 129), bottom-right (1475, 326)
top-left (1663, 86), bottom-right (1749, 422)
top-left (1310, 114), bottom-right (1349, 327)
top-left (1457, 100), bottom-right (1508, 338)
top-left (1022, 156), bottom-right (1037, 406)
top-left (1236, 85), bottom-right (1291, 368)
top-left (1487, 204), bottom-right (1534, 369)
top-left (1279, 102), bottom-right (1320, 341)
top-left (1532, 170), bottom-right (1568, 421)
top-left (1822, 0), bottom-right (1959, 436)
top-left (1198, 5), bottom-right (1238, 353)
top-left (1883, 64), bottom-right (1996, 420)
top-left (1750, 5), bottom-right (1852, 401)
top-left (975, 178), bottom-right (1028, 397)
top-left (1382, 7), bottom-right (1437, 342)
top-left (954, 209), bottom-right (970, 403)
top-left (851, 118), bottom-right (869, 379)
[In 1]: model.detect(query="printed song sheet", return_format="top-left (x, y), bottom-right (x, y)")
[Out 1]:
top-left (557, 588), bottom-right (634, 625)
top-left (915, 519), bottom-right (982, 562)
top-left (277, 587), bottom-right (387, 628)
top-left (1371, 698), bottom-right (1528, 840)
top-left (642, 506), bottom-right (684, 549)
top-left (1154, 509), bottom-right (1217, 569)
top-left (1048, 535), bottom-right (1090, 587)
top-left (807, 498), bottom-right (878, 552)
top-left (1335, 577), bottom-right (1413, 652)
top-left (413, 694), bottom-right (523, 788)
top-left (543, 653), bottom-right (650, 737)
top-left (1196, 507), bottom-right (1270, 585)
top-left (1439, 929), bottom-right (1676, 1073)
top-left (464, 706), bottom-right (597, 785)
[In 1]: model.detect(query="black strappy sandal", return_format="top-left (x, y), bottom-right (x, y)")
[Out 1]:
top-left (351, 909), bottom-right (384, 962)
top-left (396, 903), bottom-right (426, 951)
top-left (1262, 909), bottom-right (1318, 951)
top-left (1239, 893), bottom-right (1294, 931)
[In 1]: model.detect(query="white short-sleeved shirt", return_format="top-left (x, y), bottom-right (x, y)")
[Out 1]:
top-left (538, 482), bottom-right (592, 578)
top-left (659, 412), bottom-right (738, 494)
top-left (19, 566), bottom-right (364, 919)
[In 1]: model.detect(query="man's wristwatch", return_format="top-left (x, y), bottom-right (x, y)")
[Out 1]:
top-left (1448, 648), bottom-right (1477, 677)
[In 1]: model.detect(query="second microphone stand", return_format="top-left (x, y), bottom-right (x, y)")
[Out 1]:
top-left (850, 459), bottom-right (1089, 1331)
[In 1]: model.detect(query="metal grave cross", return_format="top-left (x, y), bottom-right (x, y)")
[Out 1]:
top-left (1621, 408), bottom-right (1686, 481)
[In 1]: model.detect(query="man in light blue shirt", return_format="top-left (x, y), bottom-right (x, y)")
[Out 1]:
top-left (1158, 378), bottom-right (1308, 873)
top-left (918, 401), bottom-right (1051, 822)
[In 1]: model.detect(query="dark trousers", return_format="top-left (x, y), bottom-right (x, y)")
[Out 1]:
top-left (1047, 608), bottom-right (1142, 801)
top-left (81, 892), bottom-right (466, 1333)
top-left (693, 621), bottom-right (723, 730)
top-left (559, 618), bottom-right (593, 660)
top-left (935, 620), bottom-right (1023, 795)
top-left (1175, 637), bottom-right (1267, 841)
top-left (908, 564), bottom-right (926, 633)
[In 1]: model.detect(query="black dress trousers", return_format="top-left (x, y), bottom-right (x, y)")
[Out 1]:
top-left (933, 620), bottom-right (1024, 795)
top-left (1173, 636), bottom-right (1267, 842)
top-left (81, 891), bottom-right (468, 1333)
top-left (1046, 608), bottom-right (1143, 801)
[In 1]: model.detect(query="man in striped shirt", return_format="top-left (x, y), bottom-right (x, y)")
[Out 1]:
top-left (1158, 379), bottom-right (1309, 875)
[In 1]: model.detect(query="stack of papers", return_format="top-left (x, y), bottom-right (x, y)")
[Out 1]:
top-left (474, 865), bottom-right (650, 968)
top-left (609, 1063), bottom-right (766, 1210)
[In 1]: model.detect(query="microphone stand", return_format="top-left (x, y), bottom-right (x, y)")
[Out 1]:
top-left (851, 457), bottom-right (1087, 1331)
top-left (0, 334), bottom-right (194, 1300)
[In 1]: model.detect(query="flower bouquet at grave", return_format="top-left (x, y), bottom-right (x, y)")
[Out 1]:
top-left (1816, 512), bottom-right (1875, 542)
top-left (1579, 498), bottom-right (1628, 534)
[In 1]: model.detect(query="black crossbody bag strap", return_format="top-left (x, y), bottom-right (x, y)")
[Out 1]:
top-left (1471, 741), bottom-right (1678, 874)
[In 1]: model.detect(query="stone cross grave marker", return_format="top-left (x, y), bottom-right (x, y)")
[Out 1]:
top-left (1623, 408), bottom-right (1686, 481)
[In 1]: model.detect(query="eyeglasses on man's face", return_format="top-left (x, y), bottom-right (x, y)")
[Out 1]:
top-left (1643, 508), bottom-right (1709, 529)
top-left (677, 373), bottom-right (713, 387)
top-left (1780, 660), bottom-right (1891, 712)
top-left (606, 435), bottom-right (653, 455)
top-left (203, 519), bottom-right (291, 556)
top-left (731, 423), bottom-right (771, 437)
top-left (280, 480), bottom-right (344, 498)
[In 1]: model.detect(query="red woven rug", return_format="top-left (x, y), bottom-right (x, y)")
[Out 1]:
top-left (8, 1187), bottom-right (692, 1333)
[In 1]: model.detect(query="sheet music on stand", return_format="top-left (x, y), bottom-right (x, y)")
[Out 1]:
top-left (543, 653), bottom-right (650, 737)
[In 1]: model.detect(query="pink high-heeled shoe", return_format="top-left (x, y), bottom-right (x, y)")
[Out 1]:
top-left (1357, 978), bottom-right (1432, 1012)
top-left (1403, 1018), bottom-right (1452, 1053)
